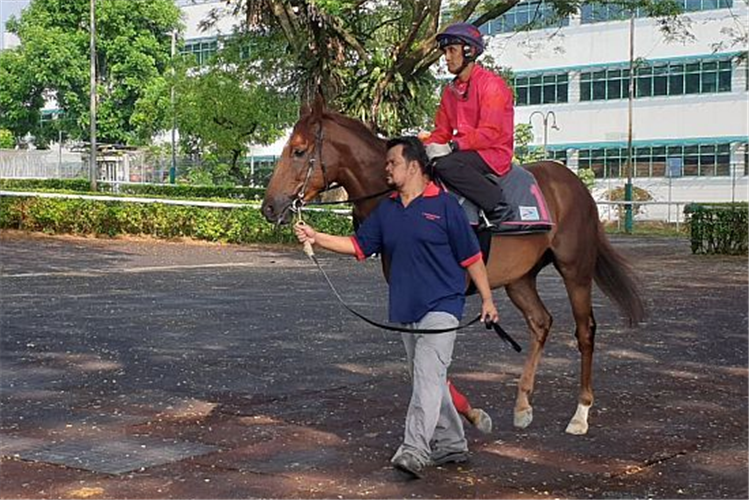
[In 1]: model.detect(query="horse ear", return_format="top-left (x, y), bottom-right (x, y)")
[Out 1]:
top-left (312, 92), bottom-right (326, 118)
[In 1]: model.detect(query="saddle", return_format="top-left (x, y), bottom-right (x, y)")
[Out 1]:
top-left (452, 164), bottom-right (554, 235)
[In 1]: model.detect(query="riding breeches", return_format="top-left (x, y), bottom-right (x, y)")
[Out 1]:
top-left (433, 151), bottom-right (504, 212)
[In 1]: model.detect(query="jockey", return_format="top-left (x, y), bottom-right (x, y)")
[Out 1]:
top-left (421, 22), bottom-right (515, 226)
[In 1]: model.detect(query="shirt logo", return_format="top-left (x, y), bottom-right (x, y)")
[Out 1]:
top-left (422, 212), bottom-right (442, 221)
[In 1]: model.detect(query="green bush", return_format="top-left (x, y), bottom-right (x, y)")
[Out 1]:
top-left (103, 183), bottom-right (266, 201)
top-left (0, 178), bottom-right (92, 192)
top-left (0, 178), bottom-right (266, 201)
top-left (0, 195), bottom-right (352, 243)
top-left (0, 129), bottom-right (14, 149)
top-left (685, 203), bottom-right (748, 255)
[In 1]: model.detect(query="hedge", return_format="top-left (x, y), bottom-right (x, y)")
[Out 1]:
top-left (685, 203), bottom-right (748, 255)
top-left (0, 178), bottom-right (265, 201)
top-left (0, 196), bottom-right (352, 244)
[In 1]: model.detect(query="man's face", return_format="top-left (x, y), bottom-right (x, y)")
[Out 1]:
top-left (385, 145), bottom-right (414, 187)
top-left (442, 45), bottom-right (466, 75)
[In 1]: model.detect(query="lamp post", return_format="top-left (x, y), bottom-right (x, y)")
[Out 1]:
top-left (169, 30), bottom-right (177, 184)
top-left (528, 110), bottom-right (559, 155)
top-left (89, 0), bottom-right (97, 191)
top-left (624, 11), bottom-right (636, 234)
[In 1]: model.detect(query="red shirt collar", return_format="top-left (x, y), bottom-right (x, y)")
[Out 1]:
top-left (389, 181), bottom-right (442, 199)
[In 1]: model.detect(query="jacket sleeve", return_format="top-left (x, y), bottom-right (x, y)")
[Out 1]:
top-left (425, 90), bottom-right (453, 144)
top-left (453, 78), bottom-right (512, 151)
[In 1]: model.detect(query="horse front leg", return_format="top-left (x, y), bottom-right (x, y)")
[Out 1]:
top-left (505, 278), bottom-right (552, 430)
top-left (563, 283), bottom-right (596, 435)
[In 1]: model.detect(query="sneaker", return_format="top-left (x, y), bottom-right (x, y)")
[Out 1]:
top-left (467, 408), bottom-right (493, 434)
top-left (430, 450), bottom-right (469, 466)
top-left (391, 451), bottom-right (425, 479)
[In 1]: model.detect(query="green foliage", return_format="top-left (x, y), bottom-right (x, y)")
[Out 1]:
top-left (0, 195), bottom-right (351, 243)
top-left (0, 178), bottom-right (92, 192)
top-left (0, 0), bottom-right (181, 146)
top-left (576, 168), bottom-right (595, 191)
top-left (167, 32), bottom-right (297, 184)
top-left (606, 185), bottom-right (654, 220)
top-left (0, 177), bottom-right (266, 200)
top-left (0, 129), bottom-right (14, 149)
top-left (513, 123), bottom-right (546, 164)
top-left (685, 203), bottom-right (748, 255)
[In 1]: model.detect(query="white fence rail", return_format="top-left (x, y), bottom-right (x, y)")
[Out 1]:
top-left (0, 150), bottom-right (85, 179)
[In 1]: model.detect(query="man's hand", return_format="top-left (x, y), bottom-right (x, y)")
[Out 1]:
top-left (481, 298), bottom-right (499, 324)
top-left (294, 221), bottom-right (316, 246)
top-left (417, 131), bottom-right (432, 141)
top-left (425, 143), bottom-right (452, 160)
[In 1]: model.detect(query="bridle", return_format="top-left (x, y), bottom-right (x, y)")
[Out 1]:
top-left (291, 120), bottom-right (331, 213)
top-left (289, 119), bottom-right (392, 214)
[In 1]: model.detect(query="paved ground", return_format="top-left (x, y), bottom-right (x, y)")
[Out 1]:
top-left (0, 230), bottom-right (747, 499)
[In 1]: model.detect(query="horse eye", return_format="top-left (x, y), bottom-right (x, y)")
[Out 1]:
top-left (293, 149), bottom-right (306, 158)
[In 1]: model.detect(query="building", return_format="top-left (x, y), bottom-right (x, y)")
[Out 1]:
top-left (482, 0), bottom-right (748, 217)
top-left (0, 0), bottom-right (25, 51)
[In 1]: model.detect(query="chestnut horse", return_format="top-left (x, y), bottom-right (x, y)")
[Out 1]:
top-left (261, 103), bottom-right (645, 435)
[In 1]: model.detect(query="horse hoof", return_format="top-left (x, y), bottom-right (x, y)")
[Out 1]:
top-left (468, 408), bottom-right (493, 434)
top-left (565, 420), bottom-right (588, 435)
top-left (565, 403), bottom-right (591, 435)
top-left (514, 407), bottom-right (533, 429)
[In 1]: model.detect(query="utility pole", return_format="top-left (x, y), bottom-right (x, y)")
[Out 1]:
top-left (89, 0), bottom-right (97, 191)
top-left (169, 30), bottom-right (177, 184)
top-left (624, 10), bottom-right (635, 233)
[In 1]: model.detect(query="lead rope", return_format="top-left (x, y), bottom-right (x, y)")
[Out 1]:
top-left (294, 215), bottom-right (521, 349)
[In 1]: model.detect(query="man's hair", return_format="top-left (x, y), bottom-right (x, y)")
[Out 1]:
top-left (386, 136), bottom-right (432, 178)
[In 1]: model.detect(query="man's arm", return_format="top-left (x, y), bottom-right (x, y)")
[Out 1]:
top-left (465, 259), bottom-right (499, 323)
top-left (295, 222), bottom-right (356, 255)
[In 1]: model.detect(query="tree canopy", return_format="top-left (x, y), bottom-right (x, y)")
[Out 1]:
top-left (204, 0), bottom-right (683, 135)
top-left (0, 0), bottom-right (181, 147)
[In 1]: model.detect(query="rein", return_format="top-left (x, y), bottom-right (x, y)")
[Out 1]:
top-left (298, 217), bottom-right (520, 349)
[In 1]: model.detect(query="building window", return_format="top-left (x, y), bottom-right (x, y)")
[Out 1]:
top-left (547, 149), bottom-right (567, 164)
top-left (580, 68), bottom-right (630, 101)
top-left (514, 73), bottom-right (569, 106)
top-left (581, 0), bottom-right (732, 23)
top-left (480, 0), bottom-right (569, 35)
top-left (579, 143), bottom-right (733, 178)
top-left (580, 58), bottom-right (733, 101)
top-left (182, 39), bottom-right (218, 66)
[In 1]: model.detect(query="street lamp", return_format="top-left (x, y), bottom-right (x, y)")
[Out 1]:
top-left (528, 110), bottom-right (559, 155)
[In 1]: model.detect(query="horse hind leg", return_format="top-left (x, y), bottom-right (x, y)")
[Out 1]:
top-left (505, 276), bottom-right (553, 430)
top-left (561, 278), bottom-right (597, 435)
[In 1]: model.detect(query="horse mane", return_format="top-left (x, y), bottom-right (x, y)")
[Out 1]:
top-left (312, 109), bottom-right (386, 152)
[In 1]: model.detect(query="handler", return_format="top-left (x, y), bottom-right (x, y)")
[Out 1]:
top-left (294, 136), bottom-right (499, 479)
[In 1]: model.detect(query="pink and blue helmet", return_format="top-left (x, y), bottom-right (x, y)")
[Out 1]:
top-left (436, 22), bottom-right (485, 56)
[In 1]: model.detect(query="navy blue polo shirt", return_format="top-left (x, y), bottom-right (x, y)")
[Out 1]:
top-left (351, 182), bottom-right (482, 324)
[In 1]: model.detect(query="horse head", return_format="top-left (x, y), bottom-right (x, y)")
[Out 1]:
top-left (262, 97), bottom-right (388, 225)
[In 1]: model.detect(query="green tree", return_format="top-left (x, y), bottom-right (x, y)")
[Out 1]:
top-left (0, 129), bottom-right (15, 149)
top-left (170, 34), bottom-right (298, 185)
top-left (0, 0), bottom-right (181, 147)
top-left (204, 0), bottom-right (682, 135)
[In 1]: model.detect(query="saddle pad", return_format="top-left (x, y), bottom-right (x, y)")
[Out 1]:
top-left (486, 164), bottom-right (554, 234)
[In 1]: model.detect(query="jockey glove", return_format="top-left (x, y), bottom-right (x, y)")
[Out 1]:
top-left (425, 143), bottom-right (453, 160)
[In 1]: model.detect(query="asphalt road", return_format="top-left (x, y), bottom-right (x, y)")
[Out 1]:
top-left (1, 230), bottom-right (747, 499)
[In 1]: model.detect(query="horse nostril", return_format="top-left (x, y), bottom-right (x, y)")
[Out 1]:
top-left (261, 202), bottom-right (275, 221)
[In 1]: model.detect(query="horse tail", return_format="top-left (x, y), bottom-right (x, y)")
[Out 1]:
top-left (594, 226), bottom-right (646, 326)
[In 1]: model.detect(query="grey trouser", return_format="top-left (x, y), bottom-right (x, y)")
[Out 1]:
top-left (394, 311), bottom-right (467, 464)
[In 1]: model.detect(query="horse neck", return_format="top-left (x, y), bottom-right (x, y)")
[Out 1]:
top-left (326, 119), bottom-right (389, 220)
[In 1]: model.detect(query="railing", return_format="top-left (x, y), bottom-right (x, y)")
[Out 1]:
top-left (596, 200), bottom-right (691, 231)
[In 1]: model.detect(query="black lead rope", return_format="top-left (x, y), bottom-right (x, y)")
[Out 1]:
top-left (304, 250), bottom-right (522, 352)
